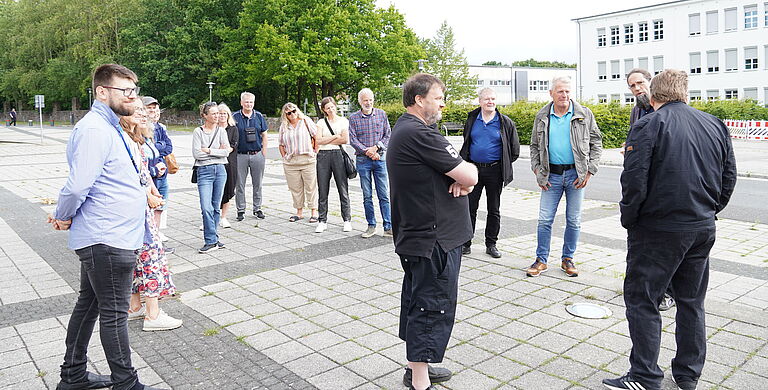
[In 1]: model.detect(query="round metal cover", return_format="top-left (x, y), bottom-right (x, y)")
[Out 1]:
top-left (565, 303), bottom-right (612, 319)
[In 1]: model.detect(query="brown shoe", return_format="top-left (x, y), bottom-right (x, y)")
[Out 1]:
top-left (561, 258), bottom-right (579, 277)
top-left (526, 259), bottom-right (548, 277)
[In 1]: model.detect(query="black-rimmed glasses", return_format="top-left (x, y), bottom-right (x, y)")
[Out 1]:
top-left (102, 86), bottom-right (140, 97)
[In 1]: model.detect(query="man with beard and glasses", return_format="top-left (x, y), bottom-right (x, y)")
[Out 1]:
top-left (388, 73), bottom-right (478, 390)
top-left (626, 68), bottom-right (675, 312)
top-left (48, 64), bottom-right (164, 390)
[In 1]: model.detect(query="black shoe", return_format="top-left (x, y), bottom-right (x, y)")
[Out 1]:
top-left (673, 377), bottom-right (698, 390)
top-left (659, 293), bottom-right (676, 311)
top-left (56, 371), bottom-right (112, 390)
top-left (254, 210), bottom-right (265, 219)
top-left (216, 241), bottom-right (225, 248)
top-left (602, 373), bottom-right (656, 390)
top-left (461, 246), bottom-right (471, 255)
top-left (198, 243), bottom-right (218, 254)
top-left (402, 366), bottom-right (452, 387)
top-left (130, 381), bottom-right (169, 390)
top-left (236, 211), bottom-right (244, 221)
top-left (486, 245), bottom-right (501, 258)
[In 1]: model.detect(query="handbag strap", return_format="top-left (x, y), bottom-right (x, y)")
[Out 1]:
top-left (323, 117), bottom-right (345, 152)
top-left (200, 126), bottom-right (219, 148)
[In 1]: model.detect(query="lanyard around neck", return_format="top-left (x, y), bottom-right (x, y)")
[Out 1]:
top-left (117, 126), bottom-right (139, 173)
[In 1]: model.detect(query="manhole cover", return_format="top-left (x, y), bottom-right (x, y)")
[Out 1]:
top-left (566, 303), bottom-right (612, 319)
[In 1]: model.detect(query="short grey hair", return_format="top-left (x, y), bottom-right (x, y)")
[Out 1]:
top-left (550, 76), bottom-right (572, 90)
top-left (358, 88), bottom-right (374, 100)
top-left (240, 91), bottom-right (255, 101)
top-left (478, 88), bottom-right (495, 99)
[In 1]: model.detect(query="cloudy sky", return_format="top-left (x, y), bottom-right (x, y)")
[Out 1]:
top-left (375, 0), bottom-right (665, 65)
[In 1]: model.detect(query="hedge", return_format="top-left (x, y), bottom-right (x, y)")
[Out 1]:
top-left (377, 99), bottom-right (768, 149)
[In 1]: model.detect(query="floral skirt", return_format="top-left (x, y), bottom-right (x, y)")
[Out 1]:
top-left (132, 207), bottom-right (176, 298)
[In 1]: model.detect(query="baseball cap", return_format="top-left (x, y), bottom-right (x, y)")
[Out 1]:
top-left (142, 96), bottom-right (159, 106)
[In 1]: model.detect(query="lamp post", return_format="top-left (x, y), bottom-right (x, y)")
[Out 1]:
top-left (206, 82), bottom-right (215, 102)
top-left (87, 87), bottom-right (92, 109)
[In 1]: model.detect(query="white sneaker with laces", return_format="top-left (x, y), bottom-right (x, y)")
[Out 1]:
top-left (143, 310), bottom-right (183, 331)
top-left (343, 221), bottom-right (352, 232)
top-left (128, 305), bottom-right (145, 321)
top-left (220, 218), bottom-right (231, 228)
top-left (315, 222), bottom-right (327, 233)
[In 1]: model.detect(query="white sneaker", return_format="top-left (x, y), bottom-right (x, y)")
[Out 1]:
top-left (220, 218), bottom-right (231, 228)
top-left (158, 231), bottom-right (170, 242)
top-left (343, 221), bottom-right (352, 232)
top-left (128, 305), bottom-right (145, 321)
top-left (143, 310), bottom-right (183, 331)
top-left (315, 222), bottom-right (327, 233)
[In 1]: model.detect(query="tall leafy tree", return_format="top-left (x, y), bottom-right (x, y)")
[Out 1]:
top-left (422, 21), bottom-right (476, 102)
top-left (512, 58), bottom-right (576, 68)
top-left (218, 0), bottom-right (423, 114)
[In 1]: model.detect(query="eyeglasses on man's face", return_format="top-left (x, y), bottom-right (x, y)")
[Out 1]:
top-left (102, 86), bottom-right (140, 97)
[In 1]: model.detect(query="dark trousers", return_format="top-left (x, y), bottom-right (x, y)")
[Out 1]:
top-left (399, 243), bottom-right (462, 363)
top-left (466, 163), bottom-right (503, 247)
top-left (60, 244), bottom-right (138, 390)
top-left (624, 226), bottom-right (715, 389)
top-left (316, 149), bottom-right (351, 222)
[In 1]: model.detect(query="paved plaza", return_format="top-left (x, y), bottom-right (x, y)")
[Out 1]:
top-left (0, 125), bottom-right (766, 390)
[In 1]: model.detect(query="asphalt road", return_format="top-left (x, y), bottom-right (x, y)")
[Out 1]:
top-left (510, 160), bottom-right (768, 224)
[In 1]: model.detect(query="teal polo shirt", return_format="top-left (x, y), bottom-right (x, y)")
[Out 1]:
top-left (548, 102), bottom-right (575, 165)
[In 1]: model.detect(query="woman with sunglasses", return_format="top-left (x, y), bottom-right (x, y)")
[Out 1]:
top-left (217, 103), bottom-right (239, 228)
top-left (121, 99), bottom-right (182, 331)
top-left (314, 97), bottom-right (352, 233)
top-left (278, 103), bottom-right (319, 222)
top-left (193, 102), bottom-right (231, 253)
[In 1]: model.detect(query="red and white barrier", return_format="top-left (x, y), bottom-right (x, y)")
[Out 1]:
top-left (725, 119), bottom-right (768, 141)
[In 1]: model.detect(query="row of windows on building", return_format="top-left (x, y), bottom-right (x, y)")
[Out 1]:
top-left (597, 3), bottom-right (768, 47)
top-left (598, 20), bottom-right (661, 47)
top-left (689, 3), bottom-right (768, 35)
top-left (475, 79), bottom-right (551, 91)
top-left (597, 87), bottom-right (765, 104)
top-left (597, 45), bottom-right (766, 81)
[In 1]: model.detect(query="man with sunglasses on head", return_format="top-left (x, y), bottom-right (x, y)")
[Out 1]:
top-left (233, 92), bottom-right (268, 221)
top-left (48, 64), bottom-right (164, 390)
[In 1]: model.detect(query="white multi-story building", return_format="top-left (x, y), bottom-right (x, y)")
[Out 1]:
top-left (574, 0), bottom-right (768, 105)
top-left (468, 65), bottom-right (577, 105)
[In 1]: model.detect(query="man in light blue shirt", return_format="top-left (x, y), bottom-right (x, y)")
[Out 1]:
top-left (528, 76), bottom-right (602, 278)
top-left (48, 64), bottom-right (162, 390)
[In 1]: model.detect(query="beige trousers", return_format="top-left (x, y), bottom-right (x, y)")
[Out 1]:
top-left (283, 154), bottom-right (318, 210)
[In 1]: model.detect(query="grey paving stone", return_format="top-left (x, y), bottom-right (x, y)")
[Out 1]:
top-left (280, 319), bottom-right (325, 339)
top-left (473, 355), bottom-right (529, 382)
top-left (320, 340), bottom-right (373, 365)
top-left (496, 320), bottom-right (544, 342)
top-left (527, 330), bottom-right (582, 354)
top-left (308, 364), bottom-right (366, 390)
top-left (518, 310), bottom-right (567, 329)
top-left (502, 343), bottom-right (555, 368)
top-left (209, 309), bottom-right (254, 326)
top-left (709, 329), bottom-right (765, 353)
top-left (464, 310), bottom-right (509, 331)
top-left (329, 320), bottom-right (378, 339)
top-left (244, 329), bottom-right (292, 350)
top-left (0, 348), bottom-right (30, 369)
top-left (343, 353), bottom-right (400, 381)
top-left (224, 318), bottom-right (270, 337)
top-left (446, 342), bottom-right (495, 366)
top-left (509, 369), bottom-right (572, 390)
top-left (721, 369), bottom-right (768, 389)
top-left (444, 368), bottom-right (503, 390)
top-left (469, 332), bottom-right (519, 355)
top-left (354, 330), bottom-right (402, 352)
top-left (263, 340), bottom-right (315, 364)
top-left (539, 357), bottom-right (597, 383)
top-left (706, 343), bottom-right (752, 367)
top-left (297, 330), bottom-right (347, 351)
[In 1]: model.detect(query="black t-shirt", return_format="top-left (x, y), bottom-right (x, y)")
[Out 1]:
top-left (387, 113), bottom-right (473, 257)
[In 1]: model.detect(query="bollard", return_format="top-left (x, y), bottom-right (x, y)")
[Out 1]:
top-left (28, 119), bottom-right (33, 126)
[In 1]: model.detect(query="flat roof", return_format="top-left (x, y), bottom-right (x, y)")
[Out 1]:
top-left (572, 0), bottom-right (692, 21)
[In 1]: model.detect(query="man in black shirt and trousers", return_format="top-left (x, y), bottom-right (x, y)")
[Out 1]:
top-left (603, 69), bottom-right (737, 390)
top-left (388, 73), bottom-right (478, 390)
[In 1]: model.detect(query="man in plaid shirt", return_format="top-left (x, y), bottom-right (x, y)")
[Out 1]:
top-left (348, 88), bottom-right (392, 238)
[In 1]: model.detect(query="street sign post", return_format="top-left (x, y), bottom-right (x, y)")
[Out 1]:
top-left (35, 95), bottom-right (44, 144)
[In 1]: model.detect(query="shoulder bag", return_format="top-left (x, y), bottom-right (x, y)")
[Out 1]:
top-left (324, 117), bottom-right (357, 179)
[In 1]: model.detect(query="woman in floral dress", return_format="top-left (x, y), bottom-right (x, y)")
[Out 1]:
top-left (122, 99), bottom-right (182, 332)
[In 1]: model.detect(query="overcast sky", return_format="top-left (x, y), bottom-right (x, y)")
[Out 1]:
top-left (375, 0), bottom-right (665, 65)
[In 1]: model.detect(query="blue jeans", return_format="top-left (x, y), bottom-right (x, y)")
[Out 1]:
top-left (61, 244), bottom-right (138, 390)
top-left (356, 156), bottom-right (391, 230)
top-left (536, 168), bottom-right (584, 263)
top-left (197, 164), bottom-right (227, 245)
top-left (152, 175), bottom-right (168, 210)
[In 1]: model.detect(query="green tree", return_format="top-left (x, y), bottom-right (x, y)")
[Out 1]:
top-left (422, 21), bottom-right (476, 102)
top-left (217, 0), bottom-right (423, 115)
top-left (482, 60), bottom-right (507, 66)
top-left (512, 58), bottom-right (576, 68)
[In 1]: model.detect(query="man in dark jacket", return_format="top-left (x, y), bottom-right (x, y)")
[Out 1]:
top-left (604, 69), bottom-right (737, 390)
top-left (626, 68), bottom-right (674, 312)
top-left (459, 88), bottom-right (519, 258)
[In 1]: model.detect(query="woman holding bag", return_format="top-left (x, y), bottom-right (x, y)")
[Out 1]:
top-left (278, 102), bottom-right (319, 223)
top-left (193, 102), bottom-right (231, 254)
top-left (314, 97), bottom-right (352, 233)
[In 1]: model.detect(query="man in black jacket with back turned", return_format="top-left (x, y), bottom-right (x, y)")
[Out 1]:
top-left (459, 88), bottom-right (520, 258)
top-left (604, 69), bottom-right (737, 390)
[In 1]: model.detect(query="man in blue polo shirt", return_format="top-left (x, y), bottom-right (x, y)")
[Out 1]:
top-left (233, 92), bottom-right (268, 221)
top-left (528, 76), bottom-right (602, 278)
top-left (459, 88), bottom-right (519, 258)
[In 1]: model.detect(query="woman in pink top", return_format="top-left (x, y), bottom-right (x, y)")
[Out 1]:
top-left (278, 102), bottom-right (319, 222)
